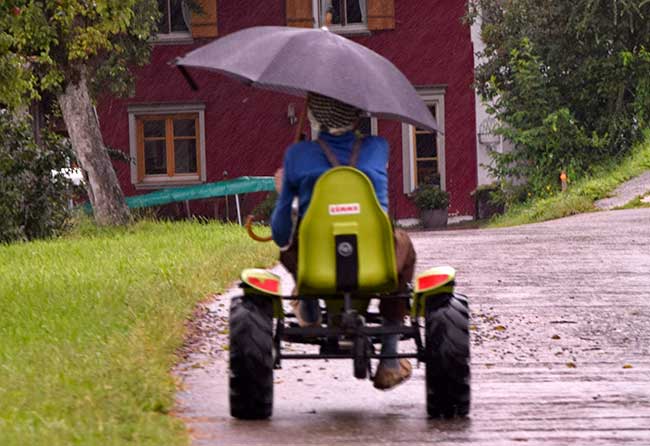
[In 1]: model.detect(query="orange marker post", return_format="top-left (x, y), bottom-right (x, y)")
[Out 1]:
top-left (560, 171), bottom-right (568, 192)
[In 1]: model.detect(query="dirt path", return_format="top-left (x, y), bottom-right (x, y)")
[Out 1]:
top-left (174, 208), bottom-right (650, 445)
top-left (595, 171), bottom-right (650, 209)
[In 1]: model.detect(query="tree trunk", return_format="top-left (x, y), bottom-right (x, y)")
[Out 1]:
top-left (58, 72), bottom-right (130, 226)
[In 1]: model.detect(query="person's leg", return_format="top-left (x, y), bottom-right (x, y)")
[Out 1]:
top-left (374, 229), bottom-right (416, 389)
top-left (280, 239), bottom-right (320, 326)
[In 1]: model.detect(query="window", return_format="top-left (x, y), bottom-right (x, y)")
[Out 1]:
top-left (402, 87), bottom-right (446, 193)
top-left (357, 116), bottom-right (378, 137)
top-left (128, 104), bottom-right (206, 187)
top-left (156, 0), bottom-right (192, 42)
top-left (157, 0), bottom-right (190, 34)
top-left (412, 106), bottom-right (439, 187)
top-left (288, 0), bottom-right (394, 31)
top-left (313, 0), bottom-right (369, 33)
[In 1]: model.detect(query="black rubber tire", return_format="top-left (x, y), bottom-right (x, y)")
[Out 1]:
top-left (425, 293), bottom-right (471, 418)
top-left (229, 296), bottom-right (274, 419)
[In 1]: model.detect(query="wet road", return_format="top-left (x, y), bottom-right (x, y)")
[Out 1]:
top-left (175, 208), bottom-right (650, 445)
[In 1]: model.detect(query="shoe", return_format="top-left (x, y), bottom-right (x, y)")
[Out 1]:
top-left (373, 359), bottom-right (412, 390)
top-left (289, 299), bottom-right (322, 328)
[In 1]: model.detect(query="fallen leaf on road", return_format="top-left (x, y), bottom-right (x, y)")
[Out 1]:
top-left (495, 325), bottom-right (506, 332)
top-left (623, 364), bottom-right (633, 369)
top-left (566, 361), bottom-right (576, 368)
top-left (551, 334), bottom-right (561, 340)
top-left (469, 325), bottom-right (478, 331)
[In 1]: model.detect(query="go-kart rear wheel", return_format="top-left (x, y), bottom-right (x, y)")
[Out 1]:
top-left (424, 293), bottom-right (471, 418)
top-left (229, 296), bottom-right (274, 419)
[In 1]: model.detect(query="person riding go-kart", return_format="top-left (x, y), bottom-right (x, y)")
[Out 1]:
top-left (175, 25), bottom-right (471, 421)
top-left (230, 93), bottom-right (471, 419)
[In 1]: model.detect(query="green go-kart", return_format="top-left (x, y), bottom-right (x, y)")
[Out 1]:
top-left (229, 166), bottom-right (471, 420)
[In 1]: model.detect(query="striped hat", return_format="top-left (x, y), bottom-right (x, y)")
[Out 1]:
top-left (307, 92), bottom-right (361, 135)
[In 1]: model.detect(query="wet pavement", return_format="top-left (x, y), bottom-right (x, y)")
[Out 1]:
top-left (174, 208), bottom-right (650, 445)
top-left (595, 171), bottom-right (650, 209)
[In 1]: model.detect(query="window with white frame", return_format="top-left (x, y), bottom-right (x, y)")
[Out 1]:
top-left (357, 115), bottom-right (378, 137)
top-left (402, 87), bottom-right (446, 193)
top-left (128, 104), bottom-right (206, 187)
top-left (313, 0), bottom-right (368, 33)
top-left (156, 0), bottom-right (192, 41)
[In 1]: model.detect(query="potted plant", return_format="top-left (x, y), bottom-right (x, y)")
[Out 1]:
top-left (412, 185), bottom-right (450, 229)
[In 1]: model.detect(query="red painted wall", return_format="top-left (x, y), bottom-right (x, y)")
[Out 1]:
top-left (97, 0), bottom-right (477, 219)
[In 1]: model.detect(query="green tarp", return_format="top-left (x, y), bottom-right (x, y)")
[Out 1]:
top-left (83, 176), bottom-right (274, 213)
top-left (125, 176), bottom-right (275, 209)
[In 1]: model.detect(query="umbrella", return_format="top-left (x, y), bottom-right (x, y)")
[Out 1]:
top-left (176, 26), bottom-right (437, 131)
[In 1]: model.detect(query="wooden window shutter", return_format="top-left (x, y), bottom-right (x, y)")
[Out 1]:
top-left (367, 0), bottom-right (395, 30)
top-left (191, 0), bottom-right (218, 38)
top-left (286, 0), bottom-right (313, 28)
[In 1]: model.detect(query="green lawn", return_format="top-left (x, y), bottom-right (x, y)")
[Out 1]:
top-left (488, 131), bottom-right (650, 227)
top-left (0, 220), bottom-right (276, 445)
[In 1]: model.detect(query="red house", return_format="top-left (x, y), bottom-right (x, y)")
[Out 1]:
top-left (97, 0), bottom-right (478, 223)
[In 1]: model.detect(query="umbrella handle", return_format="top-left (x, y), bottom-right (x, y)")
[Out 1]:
top-left (245, 215), bottom-right (273, 242)
top-left (246, 100), bottom-right (306, 243)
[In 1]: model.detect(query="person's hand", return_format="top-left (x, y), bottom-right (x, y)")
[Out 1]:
top-left (274, 168), bottom-right (284, 193)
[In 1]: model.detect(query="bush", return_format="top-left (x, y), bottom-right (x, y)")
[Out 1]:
top-left (470, 1), bottom-right (650, 203)
top-left (412, 185), bottom-right (449, 210)
top-left (250, 191), bottom-right (278, 223)
top-left (0, 110), bottom-right (75, 243)
top-left (471, 183), bottom-right (505, 218)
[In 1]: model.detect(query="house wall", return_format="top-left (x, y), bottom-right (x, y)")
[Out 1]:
top-left (97, 0), bottom-right (477, 219)
top-left (471, 14), bottom-right (512, 186)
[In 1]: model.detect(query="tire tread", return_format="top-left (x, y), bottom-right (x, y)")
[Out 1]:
top-left (229, 296), bottom-right (274, 419)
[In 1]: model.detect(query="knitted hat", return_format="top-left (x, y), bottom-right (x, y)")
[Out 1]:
top-left (307, 92), bottom-right (361, 135)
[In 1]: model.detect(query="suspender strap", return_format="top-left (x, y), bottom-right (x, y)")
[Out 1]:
top-left (316, 139), bottom-right (340, 167)
top-left (348, 138), bottom-right (363, 168)
top-left (316, 137), bottom-right (364, 168)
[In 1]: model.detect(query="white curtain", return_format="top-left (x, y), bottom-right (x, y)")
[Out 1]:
top-left (358, 0), bottom-right (366, 22)
top-left (181, 0), bottom-right (191, 32)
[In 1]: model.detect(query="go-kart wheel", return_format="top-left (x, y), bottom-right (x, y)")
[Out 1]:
top-left (425, 293), bottom-right (471, 418)
top-left (229, 296), bottom-right (274, 419)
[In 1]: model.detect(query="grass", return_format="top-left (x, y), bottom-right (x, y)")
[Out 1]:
top-left (488, 131), bottom-right (650, 227)
top-left (0, 219), bottom-right (277, 446)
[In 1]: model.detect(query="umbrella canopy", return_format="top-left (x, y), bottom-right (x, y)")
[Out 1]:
top-left (176, 26), bottom-right (437, 131)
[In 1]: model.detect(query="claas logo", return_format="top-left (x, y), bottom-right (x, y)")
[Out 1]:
top-left (328, 203), bottom-right (361, 215)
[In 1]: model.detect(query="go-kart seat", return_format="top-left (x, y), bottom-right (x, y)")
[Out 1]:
top-left (296, 166), bottom-right (398, 296)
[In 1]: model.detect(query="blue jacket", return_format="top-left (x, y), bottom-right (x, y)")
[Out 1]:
top-left (271, 131), bottom-right (389, 247)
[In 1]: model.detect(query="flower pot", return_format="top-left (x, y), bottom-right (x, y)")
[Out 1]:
top-left (420, 208), bottom-right (448, 229)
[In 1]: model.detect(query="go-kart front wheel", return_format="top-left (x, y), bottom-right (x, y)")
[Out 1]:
top-left (229, 296), bottom-right (274, 419)
top-left (425, 293), bottom-right (471, 418)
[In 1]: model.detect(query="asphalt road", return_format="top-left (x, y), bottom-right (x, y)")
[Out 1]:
top-left (174, 208), bottom-right (650, 445)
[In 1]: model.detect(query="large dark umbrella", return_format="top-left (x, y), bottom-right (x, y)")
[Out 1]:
top-left (176, 26), bottom-right (437, 131)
